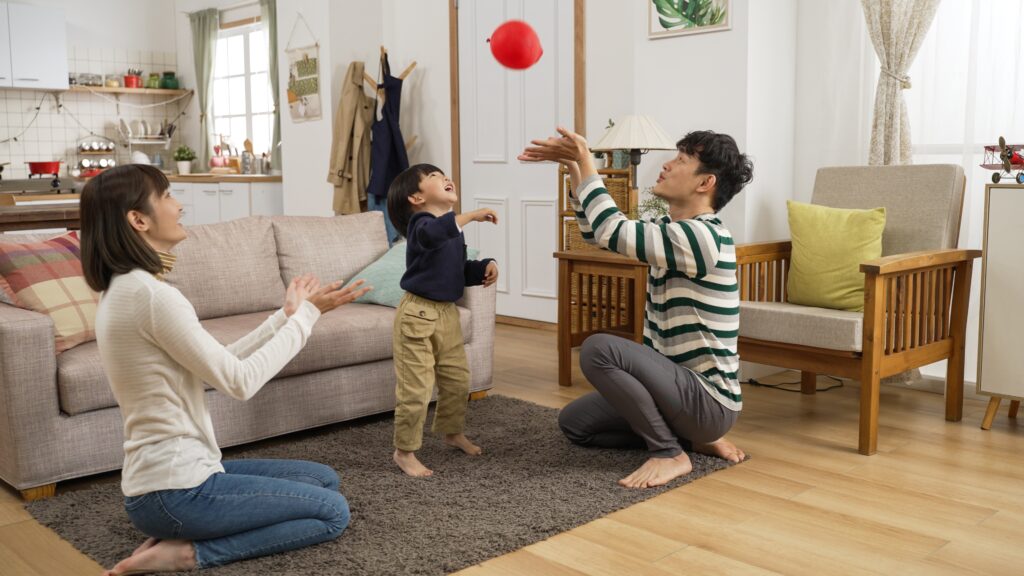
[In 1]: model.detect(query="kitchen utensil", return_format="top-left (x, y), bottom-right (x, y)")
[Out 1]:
top-left (160, 71), bottom-right (179, 90)
top-left (146, 73), bottom-right (160, 89)
top-left (26, 161), bottom-right (62, 176)
top-left (130, 151), bottom-right (151, 165)
top-left (124, 75), bottom-right (142, 88)
top-left (133, 120), bottom-right (147, 137)
top-left (244, 139), bottom-right (253, 154)
top-left (80, 159), bottom-right (92, 168)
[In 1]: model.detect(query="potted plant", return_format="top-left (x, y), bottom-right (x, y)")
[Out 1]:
top-left (173, 146), bottom-right (196, 175)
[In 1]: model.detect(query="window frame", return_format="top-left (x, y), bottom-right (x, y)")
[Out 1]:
top-left (211, 22), bottom-right (272, 155)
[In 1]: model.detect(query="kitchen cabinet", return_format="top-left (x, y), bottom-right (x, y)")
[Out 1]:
top-left (170, 181), bottom-right (283, 226)
top-left (5, 3), bottom-right (68, 91)
top-left (0, 5), bottom-right (11, 88)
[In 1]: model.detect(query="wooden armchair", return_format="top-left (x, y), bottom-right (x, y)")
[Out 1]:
top-left (736, 165), bottom-right (981, 455)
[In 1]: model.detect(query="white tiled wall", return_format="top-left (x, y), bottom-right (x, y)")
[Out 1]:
top-left (0, 46), bottom-right (187, 180)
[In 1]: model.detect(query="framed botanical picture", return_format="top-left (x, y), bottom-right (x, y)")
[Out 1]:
top-left (648, 0), bottom-right (731, 39)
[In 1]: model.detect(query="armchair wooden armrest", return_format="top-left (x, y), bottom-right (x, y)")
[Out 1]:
top-left (735, 240), bottom-right (792, 261)
top-left (860, 249), bottom-right (982, 276)
top-left (735, 240), bottom-right (792, 303)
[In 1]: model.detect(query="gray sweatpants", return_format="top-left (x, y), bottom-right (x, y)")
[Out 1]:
top-left (558, 334), bottom-right (738, 458)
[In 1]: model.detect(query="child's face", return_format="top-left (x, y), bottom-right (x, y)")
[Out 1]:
top-left (410, 170), bottom-right (458, 214)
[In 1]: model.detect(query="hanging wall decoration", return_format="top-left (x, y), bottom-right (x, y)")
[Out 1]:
top-left (285, 13), bottom-right (321, 121)
top-left (648, 0), bottom-right (730, 39)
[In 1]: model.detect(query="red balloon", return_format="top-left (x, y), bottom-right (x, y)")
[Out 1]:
top-left (489, 20), bottom-right (543, 70)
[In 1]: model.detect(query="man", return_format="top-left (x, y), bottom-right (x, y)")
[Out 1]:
top-left (519, 127), bottom-right (752, 489)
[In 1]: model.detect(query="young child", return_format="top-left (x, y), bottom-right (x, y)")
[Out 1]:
top-left (386, 164), bottom-right (499, 477)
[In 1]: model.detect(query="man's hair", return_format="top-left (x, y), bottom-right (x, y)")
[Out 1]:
top-left (387, 163), bottom-right (444, 238)
top-left (676, 131), bottom-right (753, 211)
top-left (80, 164), bottom-right (169, 292)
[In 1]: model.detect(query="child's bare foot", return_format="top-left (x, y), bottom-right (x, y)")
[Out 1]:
top-left (103, 539), bottom-right (195, 575)
top-left (394, 449), bottom-right (433, 477)
top-left (695, 437), bottom-right (746, 463)
top-left (444, 433), bottom-right (482, 456)
top-left (618, 453), bottom-right (693, 489)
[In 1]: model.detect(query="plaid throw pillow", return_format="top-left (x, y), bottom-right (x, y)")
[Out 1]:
top-left (0, 232), bottom-right (99, 353)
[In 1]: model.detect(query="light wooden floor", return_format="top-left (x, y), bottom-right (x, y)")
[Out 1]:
top-left (1, 324), bottom-right (1022, 575)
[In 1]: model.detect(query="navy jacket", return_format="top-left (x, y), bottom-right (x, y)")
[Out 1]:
top-left (400, 211), bottom-right (494, 303)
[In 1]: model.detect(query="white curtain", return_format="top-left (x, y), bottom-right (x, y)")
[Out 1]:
top-left (861, 0), bottom-right (941, 165)
top-left (904, 0), bottom-right (1024, 381)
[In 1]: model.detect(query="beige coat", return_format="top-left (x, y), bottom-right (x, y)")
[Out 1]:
top-left (328, 62), bottom-right (374, 215)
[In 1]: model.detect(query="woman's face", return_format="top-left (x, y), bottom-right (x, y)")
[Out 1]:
top-left (131, 187), bottom-right (187, 252)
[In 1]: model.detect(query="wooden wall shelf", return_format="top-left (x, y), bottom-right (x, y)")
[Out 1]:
top-left (67, 86), bottom-right (192, 97)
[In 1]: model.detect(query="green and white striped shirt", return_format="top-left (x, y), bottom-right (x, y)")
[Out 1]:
top-left (571, 175), bottom-right (741, 411)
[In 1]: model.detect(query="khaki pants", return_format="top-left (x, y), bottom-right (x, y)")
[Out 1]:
top-left (393, 292), bottom-right (470, 452)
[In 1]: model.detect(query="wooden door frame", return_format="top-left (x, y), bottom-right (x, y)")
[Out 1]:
top-left (448, 0), bottom-right (586, 212)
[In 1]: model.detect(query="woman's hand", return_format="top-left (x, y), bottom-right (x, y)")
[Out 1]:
top-left (483, 261), bottom-right (499, 288)
top-left (308, 279), bottom-right (372, 314)
top-left (284, 273), bottom-right (320, 317)
top-left (284, 275), bottom-right (372, 316)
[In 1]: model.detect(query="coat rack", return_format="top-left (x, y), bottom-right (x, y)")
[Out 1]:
top-left (361, 45), bottom-right (418, 150)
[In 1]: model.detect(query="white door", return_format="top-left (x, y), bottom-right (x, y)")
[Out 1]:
top-left (0, 4), bottom-right (13, 88)
top-left (8, 3), bottom-right (67, 90)
top-left (458, 0), bottom-right (573, 322)
top-left (218, 183), bottom-right (250, 223)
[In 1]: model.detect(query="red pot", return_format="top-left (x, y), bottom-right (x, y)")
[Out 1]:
top-left (123, 75), bottom-right (141, 88)
top-left (26, 161), bottom-right (61, 175)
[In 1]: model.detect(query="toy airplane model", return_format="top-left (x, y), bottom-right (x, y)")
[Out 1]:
top-left (981, 136), bottom-right (1024, 184)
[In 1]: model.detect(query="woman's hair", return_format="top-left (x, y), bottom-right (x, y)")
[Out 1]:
top-left (80, 164), bottom-right (170, 292)
top-left (676, 131), bottom-right (754, 211)
top-left (386, 163), bottom-right (444, 238)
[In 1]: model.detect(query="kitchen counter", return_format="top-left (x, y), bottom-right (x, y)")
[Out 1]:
top-left (166, 174), bottom-right (282, 183)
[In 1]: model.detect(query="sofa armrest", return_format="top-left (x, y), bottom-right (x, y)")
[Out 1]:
top-left (457, 284), bottom-right (496, 387)
top-left (0, 303), bottom-right (62, 491)
top-left (860, 249), bottom-right (982, 276)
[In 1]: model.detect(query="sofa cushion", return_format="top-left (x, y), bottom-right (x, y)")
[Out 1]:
top-left (0, 232), bottom-right (99, 353)
top-left (164, 216), bottom-right (285, 320)
top-left (56, 303), bottom-right (473, 416)
top-left (272, 212), bottom-right (389, 286)
top-left (202, 304), bottom-right (474, 379)
top-left (739, 301), bottom-right (863, 352)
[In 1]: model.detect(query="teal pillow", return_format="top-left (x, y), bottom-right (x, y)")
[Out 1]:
top-left (345, 242), bottom-right (479, 307)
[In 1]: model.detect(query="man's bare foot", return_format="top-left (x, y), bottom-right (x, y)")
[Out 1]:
top-left (130, 537), bottom-right (159, 557)
top-left (102, 539), bottom-right (195, 575)
top-left (695, 437), bottom-right (746, 463)
top-left (444, 433), bottom-right (482, 456)
top-left (618, 453), bottom-right (693, 489)
top-left (393, 449), bottom-right (433, 477)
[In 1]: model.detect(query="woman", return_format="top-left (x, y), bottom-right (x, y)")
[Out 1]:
top-left (81, 165), bottom-right (371, 574)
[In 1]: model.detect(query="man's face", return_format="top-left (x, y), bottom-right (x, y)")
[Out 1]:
top-left (652, 152), bottom-right (714, 206)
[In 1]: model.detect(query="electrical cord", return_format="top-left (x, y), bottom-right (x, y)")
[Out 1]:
top-left (744, 375), bottom-right (844, 393)
top-left (0, 93), bottom-right (50, 144)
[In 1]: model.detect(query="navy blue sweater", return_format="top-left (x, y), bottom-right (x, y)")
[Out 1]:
top-left (400, 211), bottom-right (495, 303)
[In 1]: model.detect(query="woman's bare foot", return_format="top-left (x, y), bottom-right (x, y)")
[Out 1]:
top-left (130, 537), bottom-right (159, 557)
top-left (103, 539), bottom-right (195, 575)
top-left (618, 453), bottom-right (693, 489)
top-left (394, 449), bottom-right (433, 477)
top-left (695, 437), bottom-right (746, 463)
top-left (444, 433), bottom-right (482, 456)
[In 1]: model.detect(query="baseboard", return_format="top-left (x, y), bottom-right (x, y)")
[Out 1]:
top-left (496, 316), bottom-right (557, 331)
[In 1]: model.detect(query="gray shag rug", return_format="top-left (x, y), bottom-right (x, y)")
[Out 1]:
top-left (27, 395), bottom-right (739, 575)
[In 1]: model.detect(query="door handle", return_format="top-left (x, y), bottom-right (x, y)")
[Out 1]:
top-left (203, 190), bottom-right (217, 195)
top-left (16, 77), bottom-right (39, 81)
top-left (221, 189), bottom-right (233, 195)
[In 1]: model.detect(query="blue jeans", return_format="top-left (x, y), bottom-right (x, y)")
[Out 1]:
top-left (368, 193), bottom-right (399, 245)
top-left (124, 459), bottom-right (349, 569)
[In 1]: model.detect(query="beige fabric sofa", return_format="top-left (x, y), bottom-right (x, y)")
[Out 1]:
top-left (0, 212), bottom-right (495, 498)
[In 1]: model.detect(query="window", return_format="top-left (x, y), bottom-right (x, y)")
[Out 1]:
top-left (211, 24), bottom-right (273, 157)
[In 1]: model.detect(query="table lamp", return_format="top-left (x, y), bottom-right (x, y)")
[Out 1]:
top-left (590, 115), bottom-right (676, 187)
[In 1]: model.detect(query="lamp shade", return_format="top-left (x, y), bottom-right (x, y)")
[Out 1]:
top-left (590, 115), bottom-right (676, 152)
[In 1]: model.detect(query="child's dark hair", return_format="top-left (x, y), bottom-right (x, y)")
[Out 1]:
top-left (387, 163), bottom-right (444, 238)
top-left (676, 131), bottom-right (753, 211)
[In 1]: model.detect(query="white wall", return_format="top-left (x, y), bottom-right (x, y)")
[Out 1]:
top-left (585, 0), bottom-right (634, 139)
top-left (22, 0), bottom-right (176, 52)
top-left (745, 0), bottom-right (796, 244)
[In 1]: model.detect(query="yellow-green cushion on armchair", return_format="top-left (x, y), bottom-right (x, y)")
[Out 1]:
top-left (786, 200), bottom-right (886, 312)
